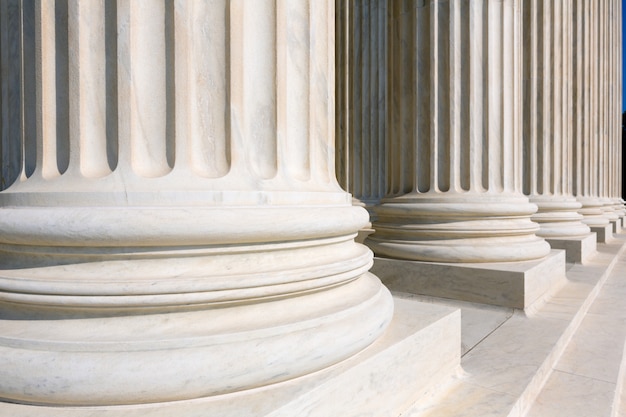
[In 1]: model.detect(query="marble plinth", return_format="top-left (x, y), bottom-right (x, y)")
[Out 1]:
top-left (0, 297), bottom-right (461, 417)
top-left (546, 233), bottom-right (597, 264)
top-left (610, 219), bottom-right (621, 234)
top-left (372, 251), bottom-right (566, 310)
top-left (591, 224), bottom-right (614, 243)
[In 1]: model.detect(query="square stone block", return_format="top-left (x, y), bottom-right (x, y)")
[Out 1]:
top-left (372, 250), bottom-right (567, 310)
top-left (590, 224), bottom-right (613, 243)
top-left (546, 234), bottom-right (597, 264)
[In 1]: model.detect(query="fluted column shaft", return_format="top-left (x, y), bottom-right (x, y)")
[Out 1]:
top-left (335, 0), bottom-right (387, 211)
top-left (572, 0), bottom-right (611, 226)
top-left (0, 1), bottom-right (392, 407)
top-left (367, 0), bottom-right (550, 263)
top-left (595, 0), bottom-right (619, 221)
top-left (608, 0), bottom-right (625, 215)
top-left (521, 0), bottom-right (590, 238)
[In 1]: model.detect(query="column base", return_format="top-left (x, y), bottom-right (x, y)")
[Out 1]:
top-left (371, 250), bottom-right (566, 310)
top-left (590, 224), bottom-right (614, 243)
top-left (545, 234), bottom-right (597, 264)
top-left (0, 297), bottom-right (461, 417)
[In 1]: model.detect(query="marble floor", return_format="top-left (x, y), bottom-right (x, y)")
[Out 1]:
top-left (401, 232), bottom-right (626, 417)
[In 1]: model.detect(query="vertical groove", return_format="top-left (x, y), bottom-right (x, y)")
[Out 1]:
top-left (405, 1), bottom-right (415, 195)
top-left (165, 0), bottom-right (175, 172)
top-left (104, 0), bottom-right (118, 172)
top-left (415, 2), bottom-right (430, 193)
top-left (54, 0), bottom-right (69, 176)
top-left (572, 0), bottom-right (581, 197)
top-left (436, 0), bottom-right (449, 193)
top-left (582, 0), bottom-right (589, 196)
top-left (334, 0), bottom-right (346, 190)
top-left (378, 0), bottom-right (386, 200)
top-left (522, 0), bottom-right (534, 195)
top-left (429, 1), bottom-right (437, 192)
top-left (354, 1), bottom-right (363, 196)
top-left (450, 0), bottom-right (460, 193)
top-left (0, 0), bottom-right (23, 189)
top-left (385, 0), bottom-right (392, 196)
top-left (348, 0), bottom-right (357, 193)
top-left (362, 0), bottom-right (368, 198)
top-left (22, 0), bottom-right (36, 178)
top-left (480, 0), bottom-right (489, 191)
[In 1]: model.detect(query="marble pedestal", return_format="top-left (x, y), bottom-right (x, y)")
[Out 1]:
top-left (546, 234), bottom-right (597, 264)
top-left (591, 224), bottom-right (614, 243)
top-left (0, 297), bottom-right (461, 417)
top-left (610, 219), bottom-right (621, 234)
top-left (372, 251), bottom-right (566, 310)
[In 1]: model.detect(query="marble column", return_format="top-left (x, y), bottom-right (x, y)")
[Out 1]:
top-left (367, 0), bottom-right (551, 263)
top-left (0, 0), bottom-right (392, 407)
top-left (572, 0), bottom-right (612, 237)
top-left (522, 0), bottom-right (591, 242)
top-left (335, 0), bottom-right (387, 215)
top-left (609, 0), bottom-right (626, 220)
top-left (596, 0), bottom-right (620, 225)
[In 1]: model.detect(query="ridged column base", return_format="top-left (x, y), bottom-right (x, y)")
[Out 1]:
top-left (577, 197), bottom-right (611, 226)
top-left (367, 194), bottom-right (551, 263)
top-left (529, 196), bottom-right (591, 238)
top-left (0, 204), bottom-right (393, 406)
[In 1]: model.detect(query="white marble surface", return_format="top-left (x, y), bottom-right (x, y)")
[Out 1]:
top-left (372, 250), bottom-right (566, 310)
top-left (367, 0), bottom-right (552, 264)
top-left (526, 371), bottom-right (616, 417)
top-left (0, 0), bottom-right (396, 408)
top-left (403, 231), bottom-right (626, 417)
top-left (0, 297), bottom-right (461, 417)
top-left (335, 0), bottom-right (387, 212)
top-left (546, 233), bottom-right (597, 264)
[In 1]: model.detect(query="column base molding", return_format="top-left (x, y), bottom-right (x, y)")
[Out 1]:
top-left (369, 196), bottom-right (551, 263)
top-left (545, 234), bottom-right (597, 264)
top-left (371, 250), bottom-right (566, 310)
top-left (0, 297), bottom-right (460, 417)
top-left (0, 204), bottom-right (394, 406)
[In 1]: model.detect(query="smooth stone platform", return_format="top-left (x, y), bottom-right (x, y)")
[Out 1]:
top-left (0, 298), bottom-right (461, 417)
top-left (372, 250), bottom-right (566, 310)
top-left (403, 232), bottom-right (626, 417)
top-left (591, 224), bottom-right (614, 243)
top-left (546, 233), bottom-right (597, 264)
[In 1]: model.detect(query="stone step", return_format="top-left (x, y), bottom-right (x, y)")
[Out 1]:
top-left (526, 245), bottom-right (626, 417)
top-left (0, 297), bottom-right (461, 417)
top-left (401, 232), bottom-right (626, 417)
